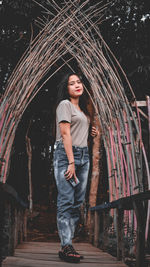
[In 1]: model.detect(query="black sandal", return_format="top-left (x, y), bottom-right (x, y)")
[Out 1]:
top-left (59, 244), bottom-right (81, 263)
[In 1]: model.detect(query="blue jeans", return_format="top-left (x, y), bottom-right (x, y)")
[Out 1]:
top-left (53, 141), bottom-right (90, 247)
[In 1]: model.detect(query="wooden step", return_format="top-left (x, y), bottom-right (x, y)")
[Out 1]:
top-left (2, 242), bottom-right (127, 267)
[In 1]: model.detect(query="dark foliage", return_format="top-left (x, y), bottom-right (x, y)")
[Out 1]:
top-left (101, 0), bottom-right (150, 99)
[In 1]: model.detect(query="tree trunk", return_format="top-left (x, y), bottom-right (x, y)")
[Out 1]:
top-left (87, 115), bottom-right (101, 232)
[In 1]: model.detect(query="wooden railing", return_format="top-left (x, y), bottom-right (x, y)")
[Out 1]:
top-left (0, 183), bottom-right (149, 266)
top-left (90, 190), bottom-right (150, 267)
top-left (0, 183), bottom-right (28, 266)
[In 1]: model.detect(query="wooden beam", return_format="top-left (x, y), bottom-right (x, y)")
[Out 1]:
top-left (89, 210), bottom-right (95, 243)
top-left (90, 190), bottom-right (150, 211)
top-left (94, 211), bottom-right (100, 247)
top-left (0, 183), bottom-right (28, 208)
top-left (103, 210), bottom-right (109, 251)
top-left (116, 209), bottom-right (125, 261)
top-left (133, 201), bottom-right (146, 267)
top-left (131, 101), bottom-right (147, 107)
top-left (146, 95), bottom-right (150, 148)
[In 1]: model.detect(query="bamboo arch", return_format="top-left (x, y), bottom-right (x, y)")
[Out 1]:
top-left (0, 0), bottom-right (149, 238)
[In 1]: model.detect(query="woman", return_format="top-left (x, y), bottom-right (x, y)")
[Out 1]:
top-left (53, 72), bottom-right (98, 263)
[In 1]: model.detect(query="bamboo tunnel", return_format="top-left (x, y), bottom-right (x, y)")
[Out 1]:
top-left (0, 0), bottom-right (149, 243)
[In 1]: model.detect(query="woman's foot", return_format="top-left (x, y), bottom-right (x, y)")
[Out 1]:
top-left (59, 244), bottom-right (82, 263)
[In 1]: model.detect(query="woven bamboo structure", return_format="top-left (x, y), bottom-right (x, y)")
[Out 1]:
top-left (0, 0), bottom-right (149, 238)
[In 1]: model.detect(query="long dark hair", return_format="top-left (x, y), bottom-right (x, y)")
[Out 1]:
top-left (56, 71), bottom-right (89, 116)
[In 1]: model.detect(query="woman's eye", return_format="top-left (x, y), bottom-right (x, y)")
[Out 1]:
top-left (68, 80), bottom-right (81, 85)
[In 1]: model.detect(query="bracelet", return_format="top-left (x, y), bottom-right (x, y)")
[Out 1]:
top-left (68, 161), bottom-right (74, 165)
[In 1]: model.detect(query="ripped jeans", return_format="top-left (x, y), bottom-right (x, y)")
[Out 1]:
top-left (53, 141), bottom-right (90, 248)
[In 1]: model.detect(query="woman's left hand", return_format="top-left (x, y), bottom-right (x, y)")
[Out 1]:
top-left (90, 126), bottom-right (99, 138)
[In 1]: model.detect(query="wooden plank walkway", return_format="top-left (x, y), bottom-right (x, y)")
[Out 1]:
top-left (2, 242), bottom-right (127, 267)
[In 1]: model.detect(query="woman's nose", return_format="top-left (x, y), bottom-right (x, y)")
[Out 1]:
top-left (75, 82), bottom-right (79, 87)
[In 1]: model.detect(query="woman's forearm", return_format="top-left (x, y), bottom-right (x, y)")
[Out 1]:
top-left (62, 134), bottom-right (74, 163)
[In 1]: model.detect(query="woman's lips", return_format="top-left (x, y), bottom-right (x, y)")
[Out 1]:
top-left (76, 89), bottom-right (81, 92)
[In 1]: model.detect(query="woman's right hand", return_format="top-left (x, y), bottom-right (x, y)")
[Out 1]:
top-left (65, 163), bottom-right (78, 183)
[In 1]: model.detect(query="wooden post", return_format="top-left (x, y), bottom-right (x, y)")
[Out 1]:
top-left (23, 209), bottom-right (27, 242)
top-left (89, 210), bottom-right (95, 243)
top-left (26, 134), bottom-right (33, 212)
top-left (103, 210), bottom-right (109, 251)
top-left (88, 115), bottom-right (101, 208)
top-left (116, 208), bottom-right (124, 261)
top-left (146, 96), bottom-right (150, 148)
top-left (9, 204), bottom-right (15, 256)
top-left (18, 210), bottom-right (24, 244)
top-left (133, 200), bottom-right (146, 267)
top-left (0, 194), bottom-right (4, 264)
top-left (87, 115), bottom-right (101, 234)
top-left (14, 207), bottom-right (18, 248)
top-left (94, 211), bottom-right (100, 247)
top-left (7, 201), bottom-right (12, 256)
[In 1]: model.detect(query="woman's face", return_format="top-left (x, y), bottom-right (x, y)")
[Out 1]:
top-left (67, 74), bottom-right (84, 99)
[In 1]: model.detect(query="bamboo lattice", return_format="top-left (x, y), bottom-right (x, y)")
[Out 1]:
top-left (0, 0), bottom-right (149, 239)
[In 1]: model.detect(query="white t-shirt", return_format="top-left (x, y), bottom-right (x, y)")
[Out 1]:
top-left (56, 100), bottom-right (90, 147)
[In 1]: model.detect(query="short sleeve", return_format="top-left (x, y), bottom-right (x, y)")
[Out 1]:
top-left (56, 100), bottom-right (71, 123)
